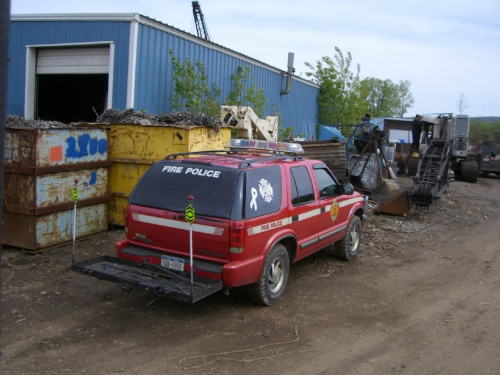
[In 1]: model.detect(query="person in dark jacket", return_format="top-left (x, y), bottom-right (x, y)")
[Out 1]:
top-left (412, 114), bottom-right (423, 149)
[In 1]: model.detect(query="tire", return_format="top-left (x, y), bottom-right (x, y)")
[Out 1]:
top-left (247, 244), bottom-right (290, 306)
top-left (407, 157), bottom-right (419, 176)
top-left (334, 216), bottom-right (362, 261)
top-left (460, 161), bottom-right (479, 183)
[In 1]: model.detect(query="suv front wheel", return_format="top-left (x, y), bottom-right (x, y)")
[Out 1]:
top-left (334, 215), bottom-right (362, 261)
top-left (247, 244), bottom-right (290, 306)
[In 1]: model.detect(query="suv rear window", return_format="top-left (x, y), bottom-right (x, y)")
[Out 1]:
top-left (129, 161), bottom-right (240, 218)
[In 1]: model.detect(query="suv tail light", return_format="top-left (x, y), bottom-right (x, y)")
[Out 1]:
top-left (229, 220), bottom-right (245, 253)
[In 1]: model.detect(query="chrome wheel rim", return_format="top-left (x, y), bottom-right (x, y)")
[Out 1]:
top-left (349, 225), bottom-right (360, 253)
top-left (268, 258), bottom-right (285, 293)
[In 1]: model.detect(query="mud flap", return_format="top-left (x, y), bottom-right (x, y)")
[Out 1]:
top-left (72, 256), bottom-right (223, 303)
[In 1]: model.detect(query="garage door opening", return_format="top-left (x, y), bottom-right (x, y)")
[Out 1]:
top-left (31, 45), bottom-right (112, 123)
top-left (36, 74), bottom-right (108, 123)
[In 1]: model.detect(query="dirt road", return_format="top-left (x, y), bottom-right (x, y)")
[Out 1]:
top-left (1, 176), bottom-right (499, 374)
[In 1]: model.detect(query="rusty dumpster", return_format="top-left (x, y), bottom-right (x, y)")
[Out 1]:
top-left (2, 127), bottom-right (111, 250)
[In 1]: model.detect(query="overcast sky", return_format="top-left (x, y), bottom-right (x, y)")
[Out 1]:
top-left (11, 0), bottom-right (500, 117)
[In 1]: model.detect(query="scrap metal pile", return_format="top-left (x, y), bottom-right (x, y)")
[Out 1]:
top-left (5, 115), bottom-right (69, 129)
top-left (346, 122), bottom-right (410, 216)
top-left (97, 109), bottom-right (222, 132)
top-left (5, 109), bottom-right (223, 132)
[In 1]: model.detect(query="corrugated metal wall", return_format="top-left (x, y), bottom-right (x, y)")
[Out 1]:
top-left (135, 21), bottom-right (319, 138)
top-left (8, 19), bottom-right (131, 114)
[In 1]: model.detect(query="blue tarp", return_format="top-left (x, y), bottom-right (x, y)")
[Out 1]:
top-left (318, 125), bottom-right (346, 141)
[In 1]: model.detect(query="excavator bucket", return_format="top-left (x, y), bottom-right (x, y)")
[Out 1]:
top-left (369, 177), bottom-right (401, 204)
top-left (376, 191), bottom-right (411, 216)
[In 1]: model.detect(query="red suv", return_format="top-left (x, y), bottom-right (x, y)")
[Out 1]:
top-left (74, 139), bottom-right (367, 305)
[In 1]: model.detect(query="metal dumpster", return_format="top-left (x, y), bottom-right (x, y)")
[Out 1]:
top-left (87, 124), bottom-right (231, 226)
top-left (3, 127), bottom-right (111, 250)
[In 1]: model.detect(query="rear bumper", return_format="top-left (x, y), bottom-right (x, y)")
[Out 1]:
top-left (222, 255), bottom-right (264, 287)
top-left (117, 244), bottom-right (224, 281)
top-left (116, 242), bottom-right (264, 288)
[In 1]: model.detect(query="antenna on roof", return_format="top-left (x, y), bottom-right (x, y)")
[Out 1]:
top-left (192, 1), bottom-right (211, 42)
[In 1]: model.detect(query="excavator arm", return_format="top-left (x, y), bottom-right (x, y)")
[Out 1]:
top-left (221, 106), bottom-right (278, 141)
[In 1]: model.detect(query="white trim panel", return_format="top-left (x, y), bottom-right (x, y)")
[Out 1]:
top-left (25, 48), bottom-right (36, 120)
top-left (247, 197), bottom-right (364, 237)
top-left (126, 15), bottom-right (139, 108)
top-left (107, 43), bottom-right (115, 109)
top-left (133, 214), bottom-right (224, 236)
top-left (339, 197), bottom-right (364, 207)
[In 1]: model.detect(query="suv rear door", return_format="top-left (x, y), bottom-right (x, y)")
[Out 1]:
top-left (288, 164), bottom-right (321, 259)
top-left (126, 160), bottom-right (240, 262)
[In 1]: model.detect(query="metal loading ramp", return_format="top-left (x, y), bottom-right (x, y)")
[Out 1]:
top-left (72, 256), bottom-right (223, 303)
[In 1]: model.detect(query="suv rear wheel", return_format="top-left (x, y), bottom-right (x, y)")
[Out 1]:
top-left (334, 215), bottom-right (362, 261)
top-left (247, 244), bottom-right (290, 306)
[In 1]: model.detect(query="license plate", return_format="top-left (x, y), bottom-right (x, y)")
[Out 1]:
top-left (161, 255), bottom-right (185, 272)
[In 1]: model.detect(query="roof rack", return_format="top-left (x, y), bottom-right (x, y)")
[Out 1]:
top-left (163, 149), bottom-right (245, 161)
top-left (237, 155), bottom-right (303, 169)
top-left (162, 139), bottom-right (305, 169)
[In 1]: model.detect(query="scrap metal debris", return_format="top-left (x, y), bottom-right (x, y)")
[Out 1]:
top-left (5, 109), bottom-right (223, 132)
top-left (97, 108), bottom-right (222, 132)
top-left (5, 115), bottom-right (70, 129)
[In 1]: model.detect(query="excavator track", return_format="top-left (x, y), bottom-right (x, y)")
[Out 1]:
top-left (411, 140), bottom-right (451, 208)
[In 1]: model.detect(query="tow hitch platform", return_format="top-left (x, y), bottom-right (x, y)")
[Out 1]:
top-left (72, 256), bottom-right (223, 303)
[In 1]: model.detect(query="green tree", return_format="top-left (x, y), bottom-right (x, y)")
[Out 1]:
top-left (225, 66), bottom-right (268, 117)
top-left (470, 119), bottom-right (500, 144)
top-left (396, 80), bottom-right (414, 117)
top-left (169, 52), bottom-right (269, 119)
top-left (169, 50), bottom-right (221, 116)
top-left (305, 47), bottom-right (362, 127)
top-left (359, 78), bottom-right (395, 117)
top-left (359, 78), bottom-right (414, 117)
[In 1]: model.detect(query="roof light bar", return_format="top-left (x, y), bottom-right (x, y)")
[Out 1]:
top-left (227, 139), bottom-right (304, 154)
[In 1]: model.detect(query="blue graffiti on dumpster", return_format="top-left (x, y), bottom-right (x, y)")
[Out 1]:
top-left (66, 134), bottom-right (107, 159)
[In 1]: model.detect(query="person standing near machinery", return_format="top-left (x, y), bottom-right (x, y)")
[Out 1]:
top-left (411, 114), bottom-right (423, 149)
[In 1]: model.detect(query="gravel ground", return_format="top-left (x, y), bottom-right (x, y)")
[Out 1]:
top-left (1, 165), bottom-right (499, 375)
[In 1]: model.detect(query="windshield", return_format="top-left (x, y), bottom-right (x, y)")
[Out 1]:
top-left (129, 161), bottom-right (240, 218)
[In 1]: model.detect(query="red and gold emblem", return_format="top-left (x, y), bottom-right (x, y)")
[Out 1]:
top-left (330, 200), bottom-right (339, 222)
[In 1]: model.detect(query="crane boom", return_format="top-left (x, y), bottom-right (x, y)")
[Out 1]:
top-left (192, 1), bottom-right (211, 41)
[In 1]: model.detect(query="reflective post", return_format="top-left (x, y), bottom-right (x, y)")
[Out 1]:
top-left (71, 179), bottom-right (79, 265)
top-left (185, 195), bottom-right (195, 286)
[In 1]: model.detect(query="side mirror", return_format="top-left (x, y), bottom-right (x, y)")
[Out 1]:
top-left (343, 183), bottom-right (354, 195)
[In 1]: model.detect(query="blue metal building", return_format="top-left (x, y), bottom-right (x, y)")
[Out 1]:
top-left (8, 13), bottom-right (319, 138)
